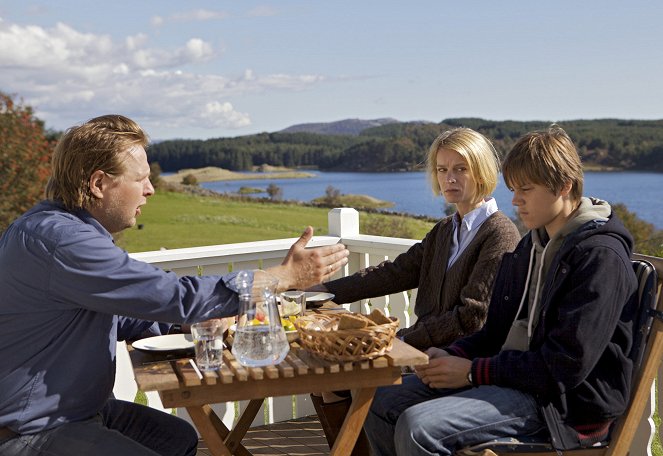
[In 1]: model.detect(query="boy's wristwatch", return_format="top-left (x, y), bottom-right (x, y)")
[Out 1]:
top-left (467, 369), bottom-right (473, 386)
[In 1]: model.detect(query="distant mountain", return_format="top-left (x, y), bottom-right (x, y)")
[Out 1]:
top-left (280, 118), bottom-right (400, 136)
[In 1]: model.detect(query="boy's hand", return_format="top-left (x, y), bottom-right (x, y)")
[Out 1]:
top-left (415, 355), bottom-right (472, 389)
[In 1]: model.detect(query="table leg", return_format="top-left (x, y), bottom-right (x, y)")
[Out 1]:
top-left (225, 399), bottom-right (263, 454)
top-left (330, 387), bottom-right (376, 456)
top-left (186, 403), bottom-right (259, 456)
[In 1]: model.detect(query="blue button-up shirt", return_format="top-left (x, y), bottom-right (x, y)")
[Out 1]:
top-left (0, 200), bottom-right (245, 434)
top-left (447, 197), bottom-right (499, 269)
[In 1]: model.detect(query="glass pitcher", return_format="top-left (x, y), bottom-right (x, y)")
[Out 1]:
top-left (231, 270), bottom-right (289, 367)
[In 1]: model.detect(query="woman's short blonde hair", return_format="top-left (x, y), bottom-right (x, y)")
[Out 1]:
top-left (45, 114), bottom-right (149, 210)
top-left (502, 125), bottom-right (583, 203)
top-left (426, 127), bottom-right (500, 201)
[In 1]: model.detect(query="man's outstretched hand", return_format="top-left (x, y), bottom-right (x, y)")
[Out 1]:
top-left (267, 226), bottom-right (349, 291)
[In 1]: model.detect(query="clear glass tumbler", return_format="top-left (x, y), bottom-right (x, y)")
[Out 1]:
top-left (191, 319), bottom-right (225, 371)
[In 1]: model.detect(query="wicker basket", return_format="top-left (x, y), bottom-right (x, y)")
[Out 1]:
top-left (294, 313), bottom-right (399, 362)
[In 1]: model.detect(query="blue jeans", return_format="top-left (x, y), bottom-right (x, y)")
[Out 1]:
top-left (0, 399), bottom-right (198, 456)
top-left (364, 374), bottom-right (546, 456)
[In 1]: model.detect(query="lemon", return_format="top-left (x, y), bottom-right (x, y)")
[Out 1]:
top-left (283, 322), bottom-right (296, 331)
top-left (281, 318), bottom-right (296, 331)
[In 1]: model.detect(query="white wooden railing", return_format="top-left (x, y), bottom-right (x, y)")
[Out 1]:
top-left (113, 208), bottom-right (661, 454)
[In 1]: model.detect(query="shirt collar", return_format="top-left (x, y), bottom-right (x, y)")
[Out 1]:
top-left (46, 199), bottom-right (114, 241)
top-left (77, 209), bottom-right (114, 240)
top-left (452, 197), bottom-right (498, 232)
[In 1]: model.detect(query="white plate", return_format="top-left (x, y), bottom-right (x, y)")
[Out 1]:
top-left (132, 334), bottom-right (195, 352)
top-left (304, 292), bottom-right (335, 306)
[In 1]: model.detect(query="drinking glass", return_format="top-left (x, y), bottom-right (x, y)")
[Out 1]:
top-left (191, 319), bottom-right (225, 371)
top-left (231, 271), bottom-right (289, 367)
top-left (280, 290), bottom-right (306, 317)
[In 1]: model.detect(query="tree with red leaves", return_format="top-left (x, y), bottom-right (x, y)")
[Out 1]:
top-left (0, 92), bottom-right (54, 234)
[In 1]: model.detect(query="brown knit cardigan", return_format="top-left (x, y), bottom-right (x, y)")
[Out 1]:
top-left (325, 211), bottom-right (521, 350)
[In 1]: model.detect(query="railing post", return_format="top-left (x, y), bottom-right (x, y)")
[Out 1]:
top-left (328, 208), bottom-right (359, 238)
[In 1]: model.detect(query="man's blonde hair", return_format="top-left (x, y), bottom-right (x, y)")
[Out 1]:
top-left (426, 127), bottom-right (500, 201)
top-left (503, 125), bottom-right (583, 202)
top-left (45, 115), bottom-right (149, 210)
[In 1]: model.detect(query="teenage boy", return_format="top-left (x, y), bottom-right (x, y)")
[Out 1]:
top-left (363, 125), bottom-right (638, 455)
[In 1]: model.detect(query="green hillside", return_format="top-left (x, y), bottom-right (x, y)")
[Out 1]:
top-left (148, 118), bottom-right (663, 173)
top-left (116, 191), bottom-right (435, 253)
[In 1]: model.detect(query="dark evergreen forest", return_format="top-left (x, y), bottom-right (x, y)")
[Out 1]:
top-left (148, 118), bottom-right (663, 173)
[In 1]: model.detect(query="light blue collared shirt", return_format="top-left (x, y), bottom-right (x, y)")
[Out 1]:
top-left (447, 197), bottom-right (498, 269)
top-left (0, 200), bottom-right (245, 434)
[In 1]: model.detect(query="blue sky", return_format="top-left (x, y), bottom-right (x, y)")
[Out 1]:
top-left (1, 1), bottom-right (662, 140)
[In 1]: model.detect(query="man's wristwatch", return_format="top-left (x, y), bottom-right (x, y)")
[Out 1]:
top-left (467, 369), bottom-right (473, 386)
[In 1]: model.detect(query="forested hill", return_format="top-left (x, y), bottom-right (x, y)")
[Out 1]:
top-left (148, 118), bottom-right (663, 173)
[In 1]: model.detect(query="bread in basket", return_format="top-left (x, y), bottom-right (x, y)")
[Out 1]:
top-left (294, 310), bottom-right (399, 361)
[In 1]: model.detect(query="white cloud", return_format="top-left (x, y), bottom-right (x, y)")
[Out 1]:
top-left (0, 19), bottom-right (326, 136)
top-left (126, 33), bottom-right (149, 51)
top-left (151, 9), bottom-right (229, 26)
top-left (200, 101), bottom-right (251, 128)
top-left (130, 38), bottom-right (214, 69)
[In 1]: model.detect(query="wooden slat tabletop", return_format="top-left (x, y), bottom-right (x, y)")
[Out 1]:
top-left (129, 336), bottom-right (428, 410)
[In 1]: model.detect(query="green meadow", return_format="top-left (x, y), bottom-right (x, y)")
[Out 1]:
top-left (116, 191), bottom-right (435, 253)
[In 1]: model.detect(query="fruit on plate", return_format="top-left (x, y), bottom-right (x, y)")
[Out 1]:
top-left (281, 317), bottom-right (296, 332)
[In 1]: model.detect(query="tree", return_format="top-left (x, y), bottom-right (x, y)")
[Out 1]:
top-left (181, 174), bottom-right (198, 185)
top-left (266, 183), bottom-right (283, 201)
top-left (324, 185), bottom-right (341, 206)
top-left (612, 203), bottom-right (663, 256)
top-left (149, 162), bottom-right (163, 188)
top-left (0, 92), bottom-right (53, 234)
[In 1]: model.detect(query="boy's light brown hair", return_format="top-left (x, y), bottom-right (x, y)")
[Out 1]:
top-left (502, 124), bottom-right (583, 202)
top-left (45, 114), bottom-right (149, 211)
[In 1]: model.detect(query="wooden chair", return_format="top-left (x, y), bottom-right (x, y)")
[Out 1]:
top-left (457, 255), bottom-right (663, 456)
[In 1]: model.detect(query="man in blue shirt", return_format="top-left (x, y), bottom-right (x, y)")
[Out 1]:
top-left (0, 114), bottom-right (349, 455)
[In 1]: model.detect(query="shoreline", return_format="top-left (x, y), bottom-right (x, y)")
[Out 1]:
top-left (160, 166), bottom-right (315, 184)
top-left (161, 182), bottom-right (417, 219)
top-left (161, 164), bottom-right (658, 184)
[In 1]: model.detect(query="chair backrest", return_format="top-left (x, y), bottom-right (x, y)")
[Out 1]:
top-left (606, 255), bottom-right (663, 456)
top-left (628, 259), bottom-right (658, 375)
top-left (456, 256), bottom-right (663, 456)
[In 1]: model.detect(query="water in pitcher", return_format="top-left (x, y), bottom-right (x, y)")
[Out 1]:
top-left (231, 270), bottom-right (290, 367)
top-left (232, 324), bottom-right (289, 366)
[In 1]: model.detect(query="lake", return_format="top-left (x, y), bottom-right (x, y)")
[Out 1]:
top-left (199, 171), bottom-right (663, 229)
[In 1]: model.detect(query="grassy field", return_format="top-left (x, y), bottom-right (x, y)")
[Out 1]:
top-left (116, 191), bottom-right (435, 253)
